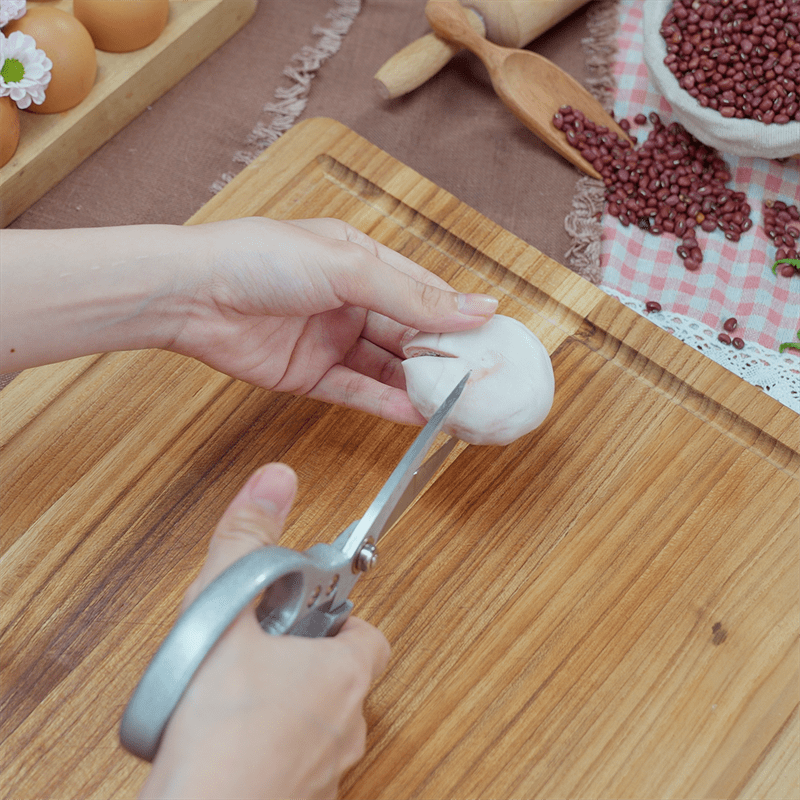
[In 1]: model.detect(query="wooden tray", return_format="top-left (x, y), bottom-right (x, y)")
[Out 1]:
top-left (1, 118), bottom-right (797, 800)
top-left (0, 0), bottom-right (257, 227)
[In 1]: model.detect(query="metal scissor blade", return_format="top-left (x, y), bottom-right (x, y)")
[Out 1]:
top-left (340, 371), bottom-right (470, 559)
top-left (380, 434), bottom-right (458, 533)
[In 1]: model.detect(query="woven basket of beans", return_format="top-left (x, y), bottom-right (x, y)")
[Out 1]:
top-left (643, 0), bottom-right (800, 159)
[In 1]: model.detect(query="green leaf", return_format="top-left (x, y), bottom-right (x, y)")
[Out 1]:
top-left (778, 330), bottom-right (800, 354)
top-left (772, 257), bottom-right (800, 275)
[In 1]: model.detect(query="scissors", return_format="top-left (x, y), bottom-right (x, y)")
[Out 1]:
top-left (119, 372), bottom-right (470, 761)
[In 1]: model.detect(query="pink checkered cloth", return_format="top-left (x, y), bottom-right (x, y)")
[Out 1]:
top-left (601, 0), bottom-right (800, 353)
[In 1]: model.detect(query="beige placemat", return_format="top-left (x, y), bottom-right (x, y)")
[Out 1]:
top-left (4, 0), bottom-right (619, 389)
top-left (10, 1), bottom-right (615, 266)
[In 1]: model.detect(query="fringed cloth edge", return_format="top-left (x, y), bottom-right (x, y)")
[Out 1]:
top-left (564, 0), bottom-right (619, 284)
top-left (210, 0), bottom-right (362, 195)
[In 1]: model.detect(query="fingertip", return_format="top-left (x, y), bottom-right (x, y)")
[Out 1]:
top-left (209, 464), bottom-right (297, 558)
top-left (456, 293), bottom-right (498, 318)
top-left (340, 616), bottom-right (391, 680)
top-left (243, 463), bottom-right (298, 526)
top-left (185, 465), bottom-right (299, 605)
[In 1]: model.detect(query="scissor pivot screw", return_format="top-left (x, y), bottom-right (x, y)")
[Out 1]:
top-left (355, 543), bottom-right (378, 573)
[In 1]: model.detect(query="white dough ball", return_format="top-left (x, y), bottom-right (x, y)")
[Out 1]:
top-left (401, 315), bottom-right (555, 445)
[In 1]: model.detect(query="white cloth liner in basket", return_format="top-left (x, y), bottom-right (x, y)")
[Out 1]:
top-left (642, 0), bottom-right (800, 159)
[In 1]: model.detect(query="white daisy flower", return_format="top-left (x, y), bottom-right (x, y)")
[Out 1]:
top-left (0, 0), bottom-right (26, 29)
top-left (0, 30), bottom-right (51, 109)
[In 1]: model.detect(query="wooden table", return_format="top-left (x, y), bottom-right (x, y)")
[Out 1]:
top-left (1, 118), bottom-right (798, 799)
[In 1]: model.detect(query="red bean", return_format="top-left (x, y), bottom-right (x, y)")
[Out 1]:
top-left (763, 200), bottom-right (800, 276)
top-left (732, 337), bottom-right (745, 349)
top-left (660, 0), bottom-right (800, 126)
top-left (554, 104), bottom-right (754, 272)
top-left (723, 317), bottom-right (738, 332)
top-left (718, 332), bottom-right (732, 344)
top-left (645, 301), bottom-right (662, 313)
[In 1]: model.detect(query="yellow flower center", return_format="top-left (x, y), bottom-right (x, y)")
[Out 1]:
top-left (1, 57), bottom-right (25, 84)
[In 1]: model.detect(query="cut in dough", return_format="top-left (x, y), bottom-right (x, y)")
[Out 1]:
top-left (402, 315), bottom-right (555, 445)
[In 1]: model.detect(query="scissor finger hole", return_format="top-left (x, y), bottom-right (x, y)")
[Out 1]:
top-left (255, 571), bottom-right (304, 635)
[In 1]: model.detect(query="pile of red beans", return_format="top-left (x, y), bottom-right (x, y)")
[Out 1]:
top-left (553, 105), bottom-right (752, 271)
top-left (763, 199), bottom-right (800, 274)
top-left (660, 0), bottom-right (800, 124)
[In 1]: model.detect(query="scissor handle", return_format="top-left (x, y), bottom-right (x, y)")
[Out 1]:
top-left (120, 541), bottom-right (354, 762)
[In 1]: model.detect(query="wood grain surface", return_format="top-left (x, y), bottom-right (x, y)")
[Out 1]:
top-left (0, 0), bottom-right (257, 227)
top-left (1, 117), bottom-right (798, 800)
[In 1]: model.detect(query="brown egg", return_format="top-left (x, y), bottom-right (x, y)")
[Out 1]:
top-left (0, 96), bottom-right (21, 167)
top-left (73, 0), bottom-right (169, 53)
top-left (4, 6), bottom-right (97, 114)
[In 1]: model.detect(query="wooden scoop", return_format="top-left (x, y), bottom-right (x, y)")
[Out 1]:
top-left (425, 0), bottom-right (631, 179)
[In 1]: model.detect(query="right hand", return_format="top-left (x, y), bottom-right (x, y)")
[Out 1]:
top-left (138, 463), bottom-right (391, 800)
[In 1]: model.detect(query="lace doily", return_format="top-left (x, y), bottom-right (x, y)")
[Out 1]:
top-left (601, 285), bottom-right (800, 414)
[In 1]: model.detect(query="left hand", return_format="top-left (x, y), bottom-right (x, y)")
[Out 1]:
top-left (169, 217), bottom-right (497, 423)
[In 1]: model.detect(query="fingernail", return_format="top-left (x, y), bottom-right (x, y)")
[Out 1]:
top-left (400, 328), bottom-right (419, 353)
top-left (457, 293), bottom-right (498, 317)
top-left (245, 471), bottom-right (279, 515)
top-left (246, 463), bottom-right (297, 523)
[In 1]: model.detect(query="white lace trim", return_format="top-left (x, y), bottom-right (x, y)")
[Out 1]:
top-left (601, 285), bottom-right (800, 413)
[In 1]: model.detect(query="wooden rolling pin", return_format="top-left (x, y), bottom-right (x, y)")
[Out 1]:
top-left (375, 0), bottom-right (591, 99)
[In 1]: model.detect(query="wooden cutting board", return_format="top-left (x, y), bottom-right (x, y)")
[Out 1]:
top-left (1, 117), bottom-right (797, 800)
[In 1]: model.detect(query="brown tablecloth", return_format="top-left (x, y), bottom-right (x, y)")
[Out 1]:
top-left (10, 0), bottom-right (604, 270)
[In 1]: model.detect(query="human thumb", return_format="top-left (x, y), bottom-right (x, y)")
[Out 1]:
top-left (183, 463), bottom-right (298, 606)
